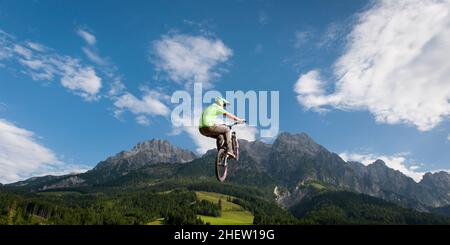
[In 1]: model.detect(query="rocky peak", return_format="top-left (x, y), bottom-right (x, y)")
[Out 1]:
top-left (420, 171), bottom-right (450, 188)
top-left (93, 139), bottom-right (197, 172)
top-left (131, 139), bottom-right (172, 152)
top-left (272, 132), bottom-right (325, 157)
top-left (125, 138), bottom-right (196, 162)
top-left (372, 159), bottom-right (387, 167)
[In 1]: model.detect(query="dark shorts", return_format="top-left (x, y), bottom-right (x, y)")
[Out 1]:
top-left (199, 125), bottom-right (232, 151)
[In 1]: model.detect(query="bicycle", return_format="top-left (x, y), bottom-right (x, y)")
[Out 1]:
top-left (215, 120), bottom-right (246, 182)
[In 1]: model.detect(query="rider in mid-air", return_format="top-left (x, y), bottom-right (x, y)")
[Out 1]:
top-left (199, 97), bottom-right (245, 159)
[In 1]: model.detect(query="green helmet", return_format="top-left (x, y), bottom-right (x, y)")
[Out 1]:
top-left (215, 96), bottom-right (230, 106)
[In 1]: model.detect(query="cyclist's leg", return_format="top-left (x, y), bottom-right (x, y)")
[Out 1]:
top-left (199, 127), bottom-right (219, 139)
top-left (200, 126), bottom-right (224, 150)
top-left (204, 125), bottom-right (232, 154)
top-left (216, 134), bottom-right (225, 149)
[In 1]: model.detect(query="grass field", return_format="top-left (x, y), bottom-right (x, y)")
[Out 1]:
top-left (147, 191), bottom-right (254, 225)
top-left (147, 218), bottom-right (164, 225)
top-left (195, 191), bottom-right (254, 225)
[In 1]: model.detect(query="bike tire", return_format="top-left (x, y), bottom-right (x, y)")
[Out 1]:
top-left (232, 135), bottom-right (239, 161)
top-left (216, 148), bottom-right (228, 182)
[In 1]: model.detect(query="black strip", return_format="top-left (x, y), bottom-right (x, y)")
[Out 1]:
top-left (0, 225), bottom-right (448, 243)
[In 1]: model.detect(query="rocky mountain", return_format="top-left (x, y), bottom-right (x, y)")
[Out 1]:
top-left (262, 133), bottom-right (450, 209)
top-left (91, 139), bottom-right (196, 177)
top-left (7, 133), bottom-right (450, 212)
top-left (8, 139), bottom-right (197, 189)
top-left (419, 171), bottom-right (450, 207)
top-left (421, 171), bottom-right (450, 191)
top-left (268, 133), bottom-right (359, 189)
top-left (346, 160), bottom-right (450, 209)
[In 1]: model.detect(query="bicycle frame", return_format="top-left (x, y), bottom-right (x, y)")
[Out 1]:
top-left (216, 121), bottom-right (243, 151)
top-left (214, 121), bottom-right (246, 182)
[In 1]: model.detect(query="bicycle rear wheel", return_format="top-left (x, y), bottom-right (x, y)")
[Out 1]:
top-left (215, 148), bottom-right (228, 182)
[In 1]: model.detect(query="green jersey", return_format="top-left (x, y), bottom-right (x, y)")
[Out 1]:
top-left (199, 104), bottom-right (226, 128)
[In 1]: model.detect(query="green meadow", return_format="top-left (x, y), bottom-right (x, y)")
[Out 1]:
top-left (196, 191), bottom-right (254, 225)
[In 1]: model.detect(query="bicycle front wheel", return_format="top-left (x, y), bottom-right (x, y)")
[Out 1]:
top-left (215, 148), bottom-right (228, 182)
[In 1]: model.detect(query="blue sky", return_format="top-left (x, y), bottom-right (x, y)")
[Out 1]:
top-left (0, 0), bottom-right (449, 183)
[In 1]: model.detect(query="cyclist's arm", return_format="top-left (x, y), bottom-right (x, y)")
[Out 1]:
top-left (224, 111), bottom-right (244, 122)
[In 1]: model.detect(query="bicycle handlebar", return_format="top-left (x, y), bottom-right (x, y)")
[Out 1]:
top-left (223, 120), bottom-right (246, 127)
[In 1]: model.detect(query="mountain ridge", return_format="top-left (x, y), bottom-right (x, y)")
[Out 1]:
top-left (6, 132), bottom-right (450, 211)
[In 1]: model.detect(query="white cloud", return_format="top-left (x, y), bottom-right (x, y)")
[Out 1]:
top-left (294, 70), bottom-right (330, 112)
top-left (82, 46), bottom-right (108, 66)
top-left (340, 151), bottom-right (426, 182)
top-left (0, 47), bottom-right (11, 60)
top-left (74, 27), bottom-right (167, 124)
top-left (76, 29), bottom-right (96, 45)
top-left (294, 0), bottom-right (450, 131)
top-left (19, 58), bottom-right (46, 70)
top-left (0, 29), bottom-right (103, 101)
top-left (107, 77), bottom-right (126, 97)
top-left (2, 29), bottom-right (239, 154)
top-left (447, 134), bottom-right (450, 141)
top-left (60, 65), bottom-right (102, 101)
top-left (26, 41), bottom-right (46, 52)
top-left (19, 57), bottom-right (56, 81)
top-left (0, 119), bottom-right (89, 184)
top-left (294, 70), bottom-right (325, 95)
top-left (114, 90), bottom-right (170, 124)
top-left (75, 28), bottom-right (127, 99)
top-left (13, 44), bottom-right (32, 59)
top-left (151, 33), bottom-right (254, 153)
top-left (135, 115), bottom-right (150, 126)
top-left (152, 33), bottom-right (233, 88)
top-left (76, 29), bottom-right (108, 66)
top-left (317, 22), bottom-right (343, 48)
